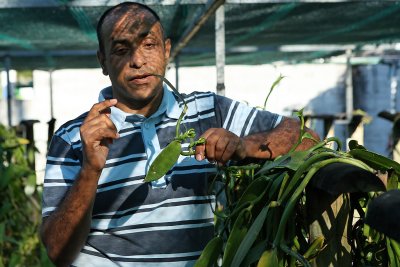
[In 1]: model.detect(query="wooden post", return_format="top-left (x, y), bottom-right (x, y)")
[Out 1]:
top-left (347, 114), bottom-right (364, 148)
top-left (306, 162), bottom-right (385, 266)
top-left (306, 188), bottom-right (352, 267)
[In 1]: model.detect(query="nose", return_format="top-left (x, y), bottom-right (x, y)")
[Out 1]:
top-left (129, 48), bottom-right (145, 68)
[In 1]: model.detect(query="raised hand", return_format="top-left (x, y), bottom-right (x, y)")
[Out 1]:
top-left (80, 99), bottom-right (119, 173)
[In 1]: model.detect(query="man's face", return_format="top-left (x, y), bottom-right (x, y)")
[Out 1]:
top-left (98, 10), bottom-right (171, 107)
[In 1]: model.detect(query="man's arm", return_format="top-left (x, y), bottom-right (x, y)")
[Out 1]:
top-left (195, 117), bottom-right (319, 165)
top-left (40, 99), bottom-right (119, 266)
top-left (241, 116), bottom-right (319, 159)
top-left (40, 168), bottom-right (101, 266)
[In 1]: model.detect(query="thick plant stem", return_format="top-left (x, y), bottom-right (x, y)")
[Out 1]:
top-left (151, 74), bottom-right (188, 138)
top-left (278, 151), bottom-right (338, 203)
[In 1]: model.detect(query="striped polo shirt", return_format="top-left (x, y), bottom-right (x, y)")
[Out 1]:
top-left (42, 85), bottom-right (281, 267)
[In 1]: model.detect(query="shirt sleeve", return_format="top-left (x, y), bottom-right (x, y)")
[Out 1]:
top-left (214, 94), bottom-right (281, 137)
top-left (42, 133), bottom-right (81, 217)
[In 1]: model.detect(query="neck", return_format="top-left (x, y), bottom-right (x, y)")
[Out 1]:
top-left (115, 89), bottom-right (164, 117)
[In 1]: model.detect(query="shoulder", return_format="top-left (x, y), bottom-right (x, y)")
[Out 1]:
top-left (180, 91), bottom-right (215, 103)
top-left (170, 91), bottom-right (216, 116)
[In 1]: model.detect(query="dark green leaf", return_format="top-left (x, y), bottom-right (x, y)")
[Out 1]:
top-left (349, 148), bottom-right (400, 173)
top-left (144, 140), bottom-right (182, 182)
top-left (222, 208), bottom-right (252, 267)
top-left (231, 204), bottom-right (270, 267)
top-left (194, 236), bottom-right (223, 267)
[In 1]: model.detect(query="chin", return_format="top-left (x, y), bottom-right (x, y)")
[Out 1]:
top-left (114, 82), bottom-right (162, 104)
top-left (129, 88), bottom-right (160, 104)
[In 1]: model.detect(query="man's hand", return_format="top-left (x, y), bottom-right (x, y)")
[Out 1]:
top-left (194, 117), bottom-right (320, 165)
top-left (195, 128), bottom-right (246, 165)
top-left (80, 99), bottom-right (119, 173)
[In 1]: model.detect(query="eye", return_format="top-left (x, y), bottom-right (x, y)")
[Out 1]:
top-left (143, 39), bottom-right (157, 49)
top-left (112, 46), bottom-right (129, 55)
top-left (144, 42), bottom-right (156, 49)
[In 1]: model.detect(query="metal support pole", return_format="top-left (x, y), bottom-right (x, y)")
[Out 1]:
top-left (390, 63), bottom-right (398, 114)
top-left (345, 49), bottom-right (353, 121)
top-left (48, 70), bottom-right (56, 148)
top-left (5, 56), bottom-right (12, 127)
top-left (215, 5), bottom-right (225, 96)
top-left (175, 56), bottom-right (179, 92)
top-left (49, 70), bottom-right (54, 118)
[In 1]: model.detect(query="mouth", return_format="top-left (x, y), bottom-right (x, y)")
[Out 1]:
top-left (128, 73), bottom-right (153, 84)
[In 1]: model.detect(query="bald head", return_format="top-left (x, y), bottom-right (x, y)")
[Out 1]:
top-left (96, 2), bottom-right (165, 54)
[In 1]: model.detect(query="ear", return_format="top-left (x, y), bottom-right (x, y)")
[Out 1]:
top-left (97, 50), bottom-right (108, 76)
top-left (164, 38), bottom-right (171, 61)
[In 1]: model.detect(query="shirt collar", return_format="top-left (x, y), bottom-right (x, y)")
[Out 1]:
top-left (163, 85), bottom-right (183, 120)
top-left (98, 85), bottom-right (183, 131)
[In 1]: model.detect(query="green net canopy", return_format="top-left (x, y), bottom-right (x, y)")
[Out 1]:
top-left (1, 1), bottom-right (400, 70)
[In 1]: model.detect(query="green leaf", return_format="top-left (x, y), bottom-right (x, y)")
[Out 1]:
top-left (268, 172), bottom-right (286, 200)
top-left (194, 236), bottom-right (223, 267)
top-left (275, 156), bottom-right (370, 246)
top-left (387, 238), bottom-right (398, 267)
top-left (240, 241), bottom-right (267, 267)
top-left (280, 243), bottom-right (310, 267)
top-left (390, 238), bottom-right (400, 263)
top-left (231, 204), bottom-right (271, 267)
top-left (303, 236), bottom-right (325, 260)
top-left (263, 74), bottom-right (285, 110)
top-left (301, 132), bottom-right (318, 143)
top-left (257, 155), bottom-right (292, 174)
top-left (257, 248), bottom-right (279, 267)
top-left (348, 139), bottom-right (366, 150)
top-left (349, 148), bottom-right (400, 173)
top-left (144, 140), bottom-right (182, 182)
top-left (257, 150), bottom-right (312, 175)
top-left (235, 176), bottom-right (270, 209)
top-left (222, 208), bottom-right (252, 267)
top-left (0, 222), bottom-right (4, 244)
top-left (17, 137), bottom-right (30, 145)
top-left (0, 167), bottom-right (13, 189)
top-left (387, 171), bottom-right (399, 190)
top-left (277, 173), bottom-right (291, 200)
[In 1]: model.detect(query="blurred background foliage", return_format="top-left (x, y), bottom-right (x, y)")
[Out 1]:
top-left (0, 124), bottom-right (53, 267)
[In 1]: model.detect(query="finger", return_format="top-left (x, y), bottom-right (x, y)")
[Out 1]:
top-left (195, 128), bottom-right (216, 161)
top-left (85, 114), bottom-right (117, 131)
top-left (214, 136), bottom-right (229, 163)
top-left (204, 132), bottom-right (221, 163)
top-left (100, 107), bottom-right (112, 116)
top-left (219, 138), bottom-right (239, 164)
top-left (94, 128), bottom-right (120, 141)
top-left (195, 143), bottom-right (206, 161)
top-left (86, 99), bottom-right (117, 121)
top-left (83, 126), bottom-right (119, 145)
top-left (81, 115), bottom-right (119, 140)
top-left (80, 118), bottom-right (119, 140)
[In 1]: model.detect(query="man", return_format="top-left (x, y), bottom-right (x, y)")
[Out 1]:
top-left (40, 2), bottom-right (318, 266)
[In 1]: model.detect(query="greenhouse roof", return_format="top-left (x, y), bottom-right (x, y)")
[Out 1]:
top-left (1, 0), bottom-right (400, 70)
